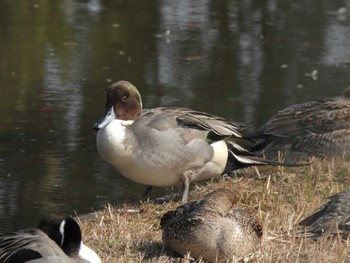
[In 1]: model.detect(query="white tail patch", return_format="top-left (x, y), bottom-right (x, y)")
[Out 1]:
top-left (211, 141), bottom-right (228, 171)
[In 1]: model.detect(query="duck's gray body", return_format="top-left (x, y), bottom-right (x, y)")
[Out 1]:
top-left (94, 81), bottom-right (296, 202)
top-left (0, 230), bottom-right (74, 262)
top-left (96, 106), bottom-right (239, 187)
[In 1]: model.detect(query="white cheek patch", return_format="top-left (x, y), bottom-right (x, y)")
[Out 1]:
top-left (59, 219), bottom-right (66, 247)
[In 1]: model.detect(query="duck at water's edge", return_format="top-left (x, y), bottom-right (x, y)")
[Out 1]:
top-left (247, 88), bottom-right (350, 161)
top-left (93, 80), bottom-right (298, 202)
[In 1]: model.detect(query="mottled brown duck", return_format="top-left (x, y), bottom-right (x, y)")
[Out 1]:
top-left (160, 188), bottom-right (262, 262)
top-left (248, 88), bottom-right (350, 161)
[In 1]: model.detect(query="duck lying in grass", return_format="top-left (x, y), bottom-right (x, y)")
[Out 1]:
top-left (296, 188), bottom-right (350, 240)
top-left (93, 81), bottom-right (302, 202)
top-left (160, 188), bottom-right (262, 262)
top-left (0, 215), bottom-right (101, 263)
top-left (248, 88), bottom-right (350, 161)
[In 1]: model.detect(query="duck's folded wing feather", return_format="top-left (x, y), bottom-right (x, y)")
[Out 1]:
top-left (141, 107), bottom-right (243, 139)
top-left (0, 230), bottom-right (67, 262)
top-left (261, 97), bottom-right (350, 137)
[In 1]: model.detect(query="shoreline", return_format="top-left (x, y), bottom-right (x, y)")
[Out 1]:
top-left (79, 158), bottom-right (350, 262)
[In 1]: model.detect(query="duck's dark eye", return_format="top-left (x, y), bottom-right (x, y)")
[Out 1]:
top-left (122, 96), bottom-right (127, 102)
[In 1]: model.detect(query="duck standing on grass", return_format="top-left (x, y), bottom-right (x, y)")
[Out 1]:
top-left (93, 80), bottom-right (297, 202)
top-left (160, 188), bottom-right (262, 262)
top-left (0, 215), bottom-right (101, 263)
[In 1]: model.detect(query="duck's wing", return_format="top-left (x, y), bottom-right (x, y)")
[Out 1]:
top-left (160, 200), bottom-right (203, 229)
top-left (297, 189), bottom-right (350, 239)
top-left (259, 96), bottom-right (350, 138)
top-left (27, 256), bottom-right (72, 262)
top-left (291, 129), bottom-right (350, 158)
top-left (0, 230), bottom-right (40, 262)
top-left (229, 208), bottom-right (263, 239)
top-left (140, 107), bottom-right (244, 141)
top-left (0, 230), bottom-right (67, 262)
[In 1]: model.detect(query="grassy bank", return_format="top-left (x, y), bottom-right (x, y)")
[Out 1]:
top-left (79, 158), bottom-right (350, 262)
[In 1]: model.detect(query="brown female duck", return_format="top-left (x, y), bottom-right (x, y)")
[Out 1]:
top-left (160, 188), bottom-right (262, 262)
top-left (249, 88), bottom-right (350, 160)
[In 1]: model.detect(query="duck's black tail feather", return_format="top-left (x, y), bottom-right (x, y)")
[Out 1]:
top-left (224, 141), bottom-right (309, 174)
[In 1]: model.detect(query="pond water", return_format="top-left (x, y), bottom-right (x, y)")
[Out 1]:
top-left (1, 0), bottom-right (350, 231)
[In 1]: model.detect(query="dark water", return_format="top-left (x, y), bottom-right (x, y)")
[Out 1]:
top-left (1, 0), bottom-right (350, 231)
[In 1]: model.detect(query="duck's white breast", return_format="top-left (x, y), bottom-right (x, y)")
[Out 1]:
top-left (96, 120), bottom-right (182, 187)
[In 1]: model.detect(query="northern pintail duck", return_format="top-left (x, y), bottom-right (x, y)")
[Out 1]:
top-left (160, 188), bottom-right (262, 262)
top-left (248, 88), bottom-right (350, 161)
top-left (296, 188), bottom-right (350, 240)
top-left (0, 216), bottom-right (101, 263)
top-left (93, 81), bottom-right (295, 202)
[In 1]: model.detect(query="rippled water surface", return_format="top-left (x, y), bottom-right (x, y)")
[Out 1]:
top-left (1, 0), bottom-right (350, 231)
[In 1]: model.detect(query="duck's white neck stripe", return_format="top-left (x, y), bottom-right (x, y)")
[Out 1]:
top-left (59, 220), bottom-right (66, 246)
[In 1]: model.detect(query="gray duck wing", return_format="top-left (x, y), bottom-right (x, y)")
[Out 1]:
top-left (298, 189), bottom-right (350, 238)
top-left (0, 230), bottom-right (70, 263)
top-left (141, 107), bottom-right (243, 140)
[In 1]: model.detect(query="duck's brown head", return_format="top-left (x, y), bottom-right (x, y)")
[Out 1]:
top-left (203, 188), bottom-right (239, 216)
top-left (93, 81), bottom-right (143, 130)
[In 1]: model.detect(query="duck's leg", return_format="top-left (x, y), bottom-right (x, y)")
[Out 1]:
top-left (181, 176), bottom-right (190, 203)
top-left (140, 186), bottom-right (153, 201)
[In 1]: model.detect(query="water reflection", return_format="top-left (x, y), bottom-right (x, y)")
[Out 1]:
top-left (0, 0), bottom-right (350, 231)
top-left (323, 13), bottom-right (350, 66)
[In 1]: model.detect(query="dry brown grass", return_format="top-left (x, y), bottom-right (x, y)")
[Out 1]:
top-left (78, 158), bottom-right (350, 262)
